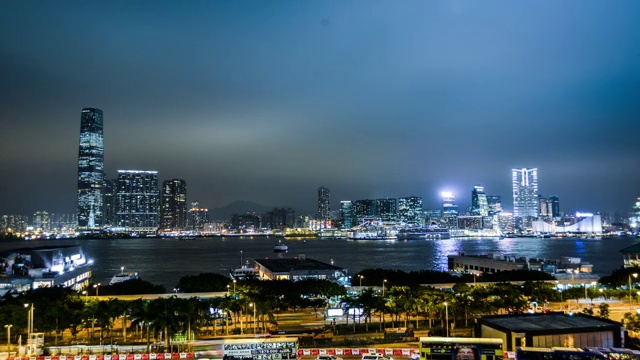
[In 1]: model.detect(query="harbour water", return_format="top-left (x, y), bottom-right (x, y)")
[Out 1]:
top-left (0, 236), bottom-right (637, 289)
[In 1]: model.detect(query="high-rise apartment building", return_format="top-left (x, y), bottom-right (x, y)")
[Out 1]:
top-left (317, 187), bottom-right (330, 224)
top-left (32, 211), bottom-right (50, 231)
top-left (160, 179), bottom-right (187, 231)
top-left (77, 108), bottom-right (104, 229)
top-left (340, 201), bottom-right (356, 229)
top-left (512, 168), bottom-right (539, 225)
top-left (115, 170), bottom-right (159, 231)
top-left (471, 186), bottom-right (489, 216)
top-left (398, 196), bottom-right (423, 225)
top-left (0, 215), bottom-right (29, 233)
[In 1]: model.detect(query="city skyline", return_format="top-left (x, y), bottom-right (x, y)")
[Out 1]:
top-left (1, 1), bottom-right (640, 215)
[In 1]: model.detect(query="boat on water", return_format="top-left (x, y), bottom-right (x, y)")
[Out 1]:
top-left (396, 225), bottom-right (450, 240)
top-left (273, 239), bottom-right (288, 252)
top-left (109, 267), bottom-right (139, 285)
top-left (229, 264), bottom-right (260, 280)
top-left (347, 219), bottom-right (396, 240)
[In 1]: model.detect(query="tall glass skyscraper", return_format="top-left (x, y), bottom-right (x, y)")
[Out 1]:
top-left (398, 196), bottom-right (423, 225)
top-left (115, 170), bottom-right (159, 230)
top-left (512, 168), bottom-right (539, 221)
top-left (77, 108), bottom-right (104, 229)
top-left (317, 186), bottom-right (330, 223)
top-left (471, 186), bottom-right (489, 216)
top-left (160, 179), bottom-right (187, 230)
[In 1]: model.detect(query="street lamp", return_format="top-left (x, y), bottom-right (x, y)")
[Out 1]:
top-left (358, 275), bottom-right (364, 291)
top-left (227, 284), bottom-right (230, 296)
top-left (93, 283), bottom-right (101, 296)
top-left (629, 273), bottom-right (638, 311)
top-left (249, 303), bottom-right (256, 334)
top-left (382, 279), bottom-right (387, 296)
top-left (233, 279), bottom-right (236, 296)
top-left (444, 302), bottom-right (449, 337)
top-left (24, 303), bottom-right (33, 336)
top-left (4, 324), bottom-right (11, 352)
top-left (82, 290), bottom-right (87, 298)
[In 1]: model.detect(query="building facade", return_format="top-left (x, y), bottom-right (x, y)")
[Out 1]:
top-left (160, 179), bottom-right (187, 231)
top-left (376, 198), bottom-right (397, 223)
top-left (317, 187), bottom-right (331, 226)
top-left (77, 108), bottom-right (105, 229)
top-left (471, 186), bottom-right (489, 216)
top-left (398, 196), bottom-right (423, 225)
top-left (354, 199), bottom-right (376, 223)
top-left (188, 201), bottom-right (210, 231)
top-left (340, 201), bottom-right (356, 229)
top-left (487, 195), bottom-right (502, 215)
top-left (512, 168), bottom-right (539, 228)
top-left (115, 170), bottom-right (159, 231)
top-left (549, 195), bottom-right (560, 218)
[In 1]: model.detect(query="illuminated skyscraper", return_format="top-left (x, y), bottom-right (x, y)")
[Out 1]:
top-left (115, 170), bottom-right (159, 231)
top-left (317, 186), bottom-right (330, 224)
top-left (398, 196), bottom-right (423, 224)
top-left (487, 195), bottom-right (502, 215)
top-left (471, 186), bottom-right (489, 216)
top-left (442, 192), bottom-right (458, 217)
top-left (376, 198), bottom-right (397, 223)
top-left (160, 179), bottom-right (187, 230)
top-left (340, 201), bottom-right (356, 229)
top-left (512, 168), bottom-right (539, 226)
top-left (77, 108), bottom-right (104, 229)
top-left (549, 195), bottom-right (560, 218)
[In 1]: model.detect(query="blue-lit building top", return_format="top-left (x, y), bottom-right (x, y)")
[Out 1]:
top-left (471, 185), bottom-right (489, 216)
top-left (340, 200), bottom-right (356, 229)
top-left (512, 168), bottom-right (539, 220)
top-left (77, 108), bottom-right (104, 229)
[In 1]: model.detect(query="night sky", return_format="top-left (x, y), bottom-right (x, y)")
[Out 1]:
top-left (1, 1), bottom-right (640, 216)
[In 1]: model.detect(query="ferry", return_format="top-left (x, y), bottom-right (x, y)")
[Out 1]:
top-left (229, 264), bottom-right (260, 280)
top-left (396, 225), bottom-right (450, 240)
top-left (109, 267), bottom-right (139, 285)
top-left (273, 239), bottom-right (289, 252)
top-left (347, 219), bottom-right (396, 240)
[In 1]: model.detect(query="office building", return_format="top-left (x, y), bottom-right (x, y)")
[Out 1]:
top-left (442, 192), bottom-right (459, 217)
top-left (512, 168), bottom-right (539, 228)
top-left (231, 213), bottom-right (261, 232)
top-left (487, 195), bottom-right (502, 215)
top-left (398, 196), bottom-right (423, 225)
top-left (354, 199), bottom-right (376, 223)
top-left (340, 201), bottom-right (356, 229)
top-left (115, 170), bottom-right (159, 231)
top-left (317, 187), bottom-right (330, 226)
top-left (262, 208), bottom-right (295, 230)
top-left (549, 195), bottom-right (560, 218)
top-left (538, 196), bottom-right (552, 219)
top-left (376, 198), bottom-right (397, 223)
top-left (471, 186), bottom-right (489, 216)
top-left (188, 201), bottom-right (210, 231)
top-left (77, 108), bottom-right (105, 229)
top-left (160, 179), bottom-right (187, 231)
top-left (103, 179), bottom-right (117, 227)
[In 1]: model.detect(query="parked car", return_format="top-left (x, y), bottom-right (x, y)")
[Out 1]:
top-left (316, 356), bottom-right (343, 360)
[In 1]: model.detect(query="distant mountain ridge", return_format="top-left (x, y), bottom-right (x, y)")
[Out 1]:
top-left (209, 200), bottom-right (312, 221)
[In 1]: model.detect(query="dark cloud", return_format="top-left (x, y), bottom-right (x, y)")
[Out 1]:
top-left (1, 1), bottom-right (640, 216)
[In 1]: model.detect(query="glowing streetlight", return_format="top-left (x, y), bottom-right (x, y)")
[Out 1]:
top-left (630, 273), bottom-right (638, 311)
top-left (227, 284), bottom-right (230, 296)
top-left (4, 324), bottom-right (12, 351)
top-left (23, 303), bottom-right (33, 336)
top-left (382, 279), bottom-right (387, 296)
top-left (358, 275), bottom-right (364, 290)
top-left (249, 303), bottom-right (256, 334)
top-left (233, 279), bottom-right (236, 296)
top-left (93, 283), bottom-right (101, 296)
top-left (444, 302), bottom-right (449, 337)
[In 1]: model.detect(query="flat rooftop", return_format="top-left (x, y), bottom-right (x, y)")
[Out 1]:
top-left (254, 257), bottom-right (344, 273)
top-left (479, 312), bottom-right (621, 332)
